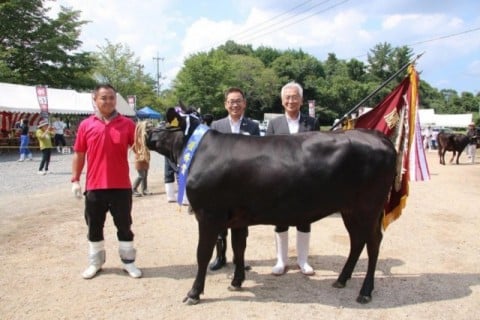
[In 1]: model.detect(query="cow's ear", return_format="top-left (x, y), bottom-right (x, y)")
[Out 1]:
top-left (166, 107), bottom-right (180, 126)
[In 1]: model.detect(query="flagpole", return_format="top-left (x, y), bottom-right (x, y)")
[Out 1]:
top-left (330, 52), bottom-right (425, 131)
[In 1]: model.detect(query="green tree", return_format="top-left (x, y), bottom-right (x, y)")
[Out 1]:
top-left (270, 49), bottom-right (324, 111)
top-left (324, 53), bottom-right (347, 78)
top-left (253, 45), bottom-right (282, 67)
top-left (94, 40), bottom-right (157, 108)
top-left (367, 42), bottom-right (394, 82)
top-left (174, 49), bottom-right (231, 115)
top-left (346, 58), bottom-right (367, 82)
top-left (226, 54), bottom-right (280, 119)
top-left (217, 40), bottom-right (253, 56)
top-left (0, 0), bottom-right (95, 89)
top-left (459, 91), bottom-right (479, 113)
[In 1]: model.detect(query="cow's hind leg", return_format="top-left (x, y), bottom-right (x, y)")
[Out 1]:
top-left (184, 219), bottom-right (220, 305)
top-left (229, 227), bottom-right (247, 290)
top-left (456, 151), bottom-right (462, 164)
top-left (356, 215), bottom-right (383, 304)
top-left (333, 213), bottom-right (366, 290)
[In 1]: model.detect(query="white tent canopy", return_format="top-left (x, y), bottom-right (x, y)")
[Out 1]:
top-left (418, 108), bottom-right (472, 128)
top-left (0, 82), bottom-right (135, 116)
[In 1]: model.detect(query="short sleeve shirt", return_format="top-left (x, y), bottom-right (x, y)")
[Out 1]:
top-left (74, 114), bottom-right (135, 191)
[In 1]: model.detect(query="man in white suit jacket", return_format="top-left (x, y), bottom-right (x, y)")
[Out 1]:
top-left (266, 81), bottom-right (319, 276)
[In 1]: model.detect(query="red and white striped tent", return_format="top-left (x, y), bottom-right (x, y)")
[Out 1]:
top-left (0, 82), bottom-right (135, 131)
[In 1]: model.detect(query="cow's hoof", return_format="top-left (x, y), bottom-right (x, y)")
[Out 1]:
top-left (356, 295), bottom-right (372, 304)
top-left (332, 280), bottom-right (346, 288)
top-left (182, 296), bottom-right (200, 305)
top-left (227, 285), bottom-right (242, 292)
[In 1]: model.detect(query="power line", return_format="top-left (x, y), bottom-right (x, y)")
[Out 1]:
top-left (200, 0), bottom-right (347, 52)
top-left (353, 26), bottom-right (480, 60)
top-left (225, 0), bottom-right (316, 41)
top-left (236, 0), bottom-right (349, 44)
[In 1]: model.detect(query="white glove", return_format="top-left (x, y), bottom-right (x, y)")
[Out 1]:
top-left (71, 182), bottom-right (83, 199)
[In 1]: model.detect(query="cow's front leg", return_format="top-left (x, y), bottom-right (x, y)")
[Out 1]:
top-left (184, 220), bottom-right (219, 305)
top-left (229, 227), bottom-right (247, 290)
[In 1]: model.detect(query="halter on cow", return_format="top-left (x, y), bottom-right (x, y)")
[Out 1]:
top-left (145, 106), bottom-right (397, 305)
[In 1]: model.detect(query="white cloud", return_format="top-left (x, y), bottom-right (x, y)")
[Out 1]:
top-left (45, 0), bottom-right (480, 93)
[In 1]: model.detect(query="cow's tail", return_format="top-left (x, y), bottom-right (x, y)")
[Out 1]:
top-left (133, 121), bottom-right (151, 162)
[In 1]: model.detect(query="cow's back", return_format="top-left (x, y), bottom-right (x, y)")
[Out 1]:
top-left (186, 129), bottom-right (396, 227)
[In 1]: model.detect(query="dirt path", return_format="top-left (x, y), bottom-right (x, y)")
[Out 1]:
top-left (0, 151), bottom-right (479, 320)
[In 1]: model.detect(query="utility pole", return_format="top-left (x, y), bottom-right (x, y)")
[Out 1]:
top-left (153, 53), bottom-right (164, 96)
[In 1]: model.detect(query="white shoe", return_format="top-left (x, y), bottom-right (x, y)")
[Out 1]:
top-left (272, 261), bottom-right (288, 275)
top-left (123, 263), bottom-right (142, 278)
top-left (18, 158), bottom-right (24, 162)
top-left (297, 262), bottom-right (315, 275)
top-left (82, 265), bottom-right (101, 279)
top-left (165, 183), bottom-right (176, 202)
top-left (37, 171), bottom-right (46, 175)
top-left (296, 231), bottom-right (315, 276)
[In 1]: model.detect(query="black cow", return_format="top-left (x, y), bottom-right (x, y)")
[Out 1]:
top-left (146, 107), bottom-right (397, 305)
top-left (436, 131), bottom-right (470, 165)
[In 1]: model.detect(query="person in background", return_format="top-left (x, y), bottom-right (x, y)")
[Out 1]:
top-left (35, 119), bottom-right (54, 175)
top-left (164, 159), bottom-right (178, 203)
top-left (52, 116), bottom-right (67, 153)
top-left (266, 81), bottom-right (320, 276)
top-left (208, 87), bottom-right (260, 271)
top-left (422, 126), bottom-right (432, 151)
top-left (17, 118), bottom-right (33, 162)
top-left (466, 122), bottom-right (477, 164)
top-left (71, 84), bottom-right (142, 280)
top-left (132, 121), bottom-right (152, 197)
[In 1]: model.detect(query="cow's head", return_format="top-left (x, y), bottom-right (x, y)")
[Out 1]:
top-left (145, 105), bottom-right (202, 165)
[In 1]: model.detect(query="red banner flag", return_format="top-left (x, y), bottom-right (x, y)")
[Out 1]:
top-left (355, 65), bottom-right (429, 229)
top-left (36, 85), bottom-right (49, 118)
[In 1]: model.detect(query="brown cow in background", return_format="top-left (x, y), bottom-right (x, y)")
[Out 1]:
top-left (436, 131), bottom-right (470, 165)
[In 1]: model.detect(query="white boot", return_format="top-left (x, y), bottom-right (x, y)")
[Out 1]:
top-left (119, 241), bottom-right (142, 278)
top-left (82, 241), bottom-right (106, 279)
top-left (272, 231), bottom-right (289, 275)
top-left (27, 153), bottom-right (33, 161)
top-left (182, 193), bottom-right (190, 206)
top-left (18, 154), bottom-right (25, 162)
top-left (296, 231), bottom-right (315, 275)
top-left (165, 183), bottom-right (176, 202)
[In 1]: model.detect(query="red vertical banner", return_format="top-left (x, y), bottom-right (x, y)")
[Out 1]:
top-left (354, 65), bottom-right (429, 229)
top-left (127, 95), bottom-right (136, 110)
top-left (36, 85), bottom-right (49, 119)
top-left (308, 100), bottom-right (315, 118)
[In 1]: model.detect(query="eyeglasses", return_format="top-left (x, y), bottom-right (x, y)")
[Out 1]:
top-left (226, 99), bottom-right (244, 105)
top-left (284, 95), bottom-right (300, 102)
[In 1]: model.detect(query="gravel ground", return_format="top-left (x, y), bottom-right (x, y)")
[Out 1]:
top-left (0, 149), bottom-right (166, 196)
top-left (1, 148), bottom-right (479, 320)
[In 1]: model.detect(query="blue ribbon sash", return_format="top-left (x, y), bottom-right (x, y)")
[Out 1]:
top-left (177, 124), bottom-right (210, 205)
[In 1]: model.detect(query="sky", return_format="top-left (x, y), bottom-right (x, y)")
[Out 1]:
top-left (48, 0), bottom-right (480, 94)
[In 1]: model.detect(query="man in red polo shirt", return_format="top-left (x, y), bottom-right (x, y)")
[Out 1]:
top-left (71, 84), bottom-right (142, 279)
